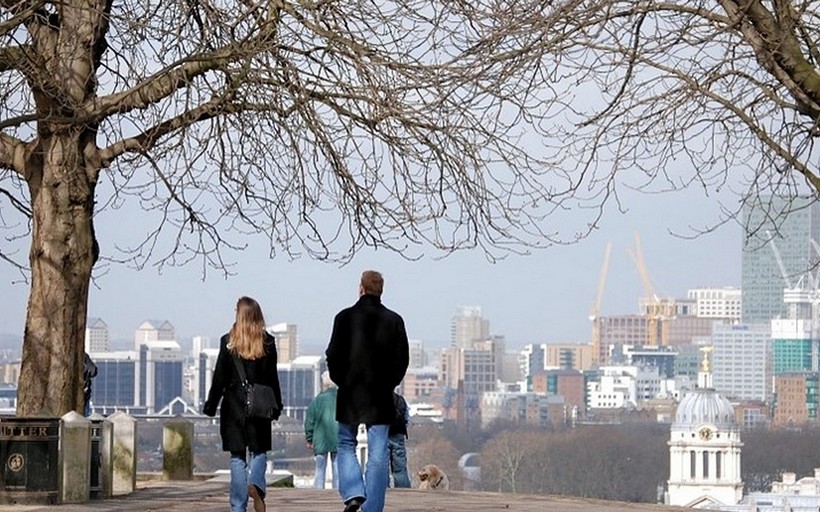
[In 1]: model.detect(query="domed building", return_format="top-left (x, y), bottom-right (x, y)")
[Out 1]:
top-left (667, 347), bottom-right (743, 508)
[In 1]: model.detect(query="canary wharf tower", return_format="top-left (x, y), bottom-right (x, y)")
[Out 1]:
top-left (741, 196), bottom-right (820, 324)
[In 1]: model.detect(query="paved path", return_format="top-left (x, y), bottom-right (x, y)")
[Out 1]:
top-left (5, 479), bottom-right (692, 512)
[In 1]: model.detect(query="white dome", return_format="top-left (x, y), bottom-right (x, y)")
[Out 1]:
top-left (673, 388), bottom-right (736, 428)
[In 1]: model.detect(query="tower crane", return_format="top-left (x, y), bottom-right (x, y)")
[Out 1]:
top-left (590, 242), bottom-right (612, 364)
top-left (766, 230), bottom-right (793, 289)
top-left (628, 232), bottom-right (671, 347)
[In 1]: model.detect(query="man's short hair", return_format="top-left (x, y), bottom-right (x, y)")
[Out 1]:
top-left (360, 270), bottom-right (384, 297)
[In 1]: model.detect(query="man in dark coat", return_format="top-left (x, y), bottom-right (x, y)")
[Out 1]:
top-left (83, 353), bottom-right (97, 416)
top-left (326, 270), bottom-right (409, 512)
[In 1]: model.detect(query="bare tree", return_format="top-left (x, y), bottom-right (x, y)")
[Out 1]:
top-left (510, 0), bottom-right (820, 213)
top-left (2, 0), bottom-right (818, 416)
top-left (0, 1), bottom-right (586, 416)
top-left (480, 429), bottom-right (533, 493)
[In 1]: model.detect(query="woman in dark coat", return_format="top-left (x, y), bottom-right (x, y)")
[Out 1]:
top-left (204, 296), bottom-right (283, 512)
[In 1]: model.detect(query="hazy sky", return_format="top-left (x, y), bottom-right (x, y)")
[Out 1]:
top-left (0, 183), bottom-right (742, 351)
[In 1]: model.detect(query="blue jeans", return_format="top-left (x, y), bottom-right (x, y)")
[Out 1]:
top-left (337, 423), bottom-right (389, 512)
top-left (314, 452), bottom-right (339, 489)
top-left (388, 434), bottom-right (410, 488)
top-left (230, 450), bottom-right (267, 512)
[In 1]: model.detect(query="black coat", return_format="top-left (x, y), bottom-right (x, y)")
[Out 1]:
top-left (204, 332), bottom-right (283, 453)
top-left (326, 294), bottom-right (409, 425)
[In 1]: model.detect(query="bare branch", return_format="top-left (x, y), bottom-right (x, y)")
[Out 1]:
top-left (98, 98), bottom-right (230, 165)
top-left (0, 133), bottom-right (25, 175)
top-left (87, 30), bottom-right (273, 121)
top-left (0, 183), bottom-right (31, 215)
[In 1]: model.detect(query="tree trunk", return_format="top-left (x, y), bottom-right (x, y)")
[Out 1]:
top-left (17, 131), bottom-right (98, 417)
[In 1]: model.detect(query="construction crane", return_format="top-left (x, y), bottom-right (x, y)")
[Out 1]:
top-left (766, 230), bottom-right (793, 289)
top-left (590, 242), bottom-right (612, 364)
top-left (768, 230), bottom-right (817, 320)
top-left (628, 232), bottom-right (671, 347)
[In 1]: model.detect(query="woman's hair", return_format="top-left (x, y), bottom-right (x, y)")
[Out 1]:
top-left (229, 296), bottom-right (266, 360)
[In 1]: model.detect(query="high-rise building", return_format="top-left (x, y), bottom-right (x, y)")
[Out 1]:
top-left (520, 344), bottom-right (546, 383)
top-left (688, 288), bottom-right (742, 320)
top-left (408, 339), bottom-right (427, 369)
top-left (138, 341), bottom-right (183, 413)
top-left (194, 348), bottom-right (219, 409)
top-left (440, 339), bottom-right (500, 426)
top-left (533, 369), bottom-right (586, 413)
top-left (268, 323), bottom-right (298, 363)
top-left (89, 351), bottom-right (139, 411)
top-left (771, 319), bottom-right (818, 375)
top-left (277, 355), bottom-right (323, 421)
top-left (741, 196), bottom-right (820, 323)
top-left (543, 342), bottom-right (594, 371)
top-left (192, 336), bottom-right (211, 358)
top-left (401, 367), bottom-right (438, 401)
top-left (772, 373), bottom-right (819, 427)
top-left (85, 317), bottom-right (109, 352)
top-left (591, 315), bottom-right (648, 363)
top-left (134, 320), bottom-right (175, 349)
top-left (712, 323), bottom-right (771, 402)
top-left (451, 306), bottom-right (489, 349)
top-left (663, 316), bottom-right (727, 347)
top-left (89, 341), bottom-right (184, 414)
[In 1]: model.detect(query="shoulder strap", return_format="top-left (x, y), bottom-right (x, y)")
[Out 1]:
top-left (231, 354), bottom-right (248, 384)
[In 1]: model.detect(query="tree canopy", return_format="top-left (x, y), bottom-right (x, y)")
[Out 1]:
top-left (1, 1), bottom-right (819, 414)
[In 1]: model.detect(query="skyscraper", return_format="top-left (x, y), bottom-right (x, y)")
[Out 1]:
top-left (712, 323), bottom-right (770, 402)
top-left (408, 339), bottom-right (427, 368)
top-left (268, 323), bottom-right (298, 363)
top-left (134, 319), bottom-right (175, 349)
top-left (741, 196), bottom-right (820, 323)
top-left (85, 317), bottom-right (109, 352)
top-left (451, 306), bottom-right (489, 349)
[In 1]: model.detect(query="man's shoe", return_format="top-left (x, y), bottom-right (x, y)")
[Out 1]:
top-left (248, 484), bottom-right (266, 512)
top-left (343, 497), bottom-right (363, 512)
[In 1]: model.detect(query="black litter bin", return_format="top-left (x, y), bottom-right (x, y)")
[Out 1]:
top-left (89, 418), bottom-right (102, 499)
top-left (0, 417), bottom-right (60, 505)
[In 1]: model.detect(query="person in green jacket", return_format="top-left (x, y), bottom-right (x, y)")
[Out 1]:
top-left (305, 371), bottom-right (339, 489)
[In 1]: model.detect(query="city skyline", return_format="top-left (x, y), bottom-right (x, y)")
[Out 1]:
top-left (1, 186), bottom-right (742, 349)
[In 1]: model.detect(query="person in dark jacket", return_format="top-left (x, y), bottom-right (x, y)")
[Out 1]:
top-left (83, 353), bottom-right (97, 416)
top-left (325, 270), bottom-right (410, 512)
top-left (304, 371), bottom-right (339, 489)
top-left (388, 392), bottom-right (410, 488)
top-left (204, 296), bottom-right (283, 512)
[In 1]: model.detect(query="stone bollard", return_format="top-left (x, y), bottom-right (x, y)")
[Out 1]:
top-left (108, 411), bottom-right (137, 495)
top-left (60, 411), bottom-right (91, 503)
top-left (88, 413), bottom-right (113, 499)
top-left (162, 416), bottom-right (193, 480)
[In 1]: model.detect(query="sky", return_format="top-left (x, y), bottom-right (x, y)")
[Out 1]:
top-left (0, 184), bottom-right (743, 352)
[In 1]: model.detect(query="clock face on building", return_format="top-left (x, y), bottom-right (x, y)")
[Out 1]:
top-left (698, 427), bottom-right (713, 441)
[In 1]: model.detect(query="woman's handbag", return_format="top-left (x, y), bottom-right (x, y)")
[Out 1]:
top-left (231, 355), bottom-right (279, 420)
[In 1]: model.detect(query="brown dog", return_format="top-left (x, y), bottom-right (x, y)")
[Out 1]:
top-left (417, 464), bottom-right (450, 491)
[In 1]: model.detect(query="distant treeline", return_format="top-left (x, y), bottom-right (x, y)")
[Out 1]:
top-left (404, 422), bottom-right (820, 503)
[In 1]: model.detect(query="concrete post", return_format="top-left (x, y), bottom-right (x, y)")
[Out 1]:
top-left (163, 416), bottom-right (193, 480)
top-left (59, 411), bottom-right (91, 503)
top-left (108, 411), bottom-right (137, 495)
